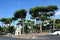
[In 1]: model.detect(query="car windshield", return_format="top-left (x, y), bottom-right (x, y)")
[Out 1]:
top-left (53, 29), bottom-right (60, 32)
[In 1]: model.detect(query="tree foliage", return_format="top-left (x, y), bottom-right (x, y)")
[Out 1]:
top-left (0, 18), bottom-right (12, 24)
top-left (14, 9), bottom-right (27, 19)
top-left (55, 19), bottom-right (60, 24)
top-left (7, 26), bottom-right (15, 34)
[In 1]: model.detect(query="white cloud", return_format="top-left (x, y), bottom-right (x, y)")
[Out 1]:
top-left (55, 11), bottom-right (60, 15)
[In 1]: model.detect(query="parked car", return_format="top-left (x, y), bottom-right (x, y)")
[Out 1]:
top-left (48, 31), bottom-right (60, 35)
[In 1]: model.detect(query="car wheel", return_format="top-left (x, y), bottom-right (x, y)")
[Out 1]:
top-left (57, 33), bottom-right (59, 35)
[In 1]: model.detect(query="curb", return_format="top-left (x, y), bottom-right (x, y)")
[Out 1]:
top-left (11, 34), bottom-right (48, 39)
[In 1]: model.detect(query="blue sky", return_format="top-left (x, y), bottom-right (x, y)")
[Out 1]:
top-left (0, 0), bottom-right (60, 20)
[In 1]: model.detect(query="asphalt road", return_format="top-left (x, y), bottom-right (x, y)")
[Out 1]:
top-left (0, 35), bottom-right (60, 40)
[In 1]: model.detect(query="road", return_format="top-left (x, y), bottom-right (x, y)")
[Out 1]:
top-left (0, 35), bottom-right (60, 40)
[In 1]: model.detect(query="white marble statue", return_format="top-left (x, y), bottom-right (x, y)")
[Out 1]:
top-left (15, 25), bottom-right (22, 35)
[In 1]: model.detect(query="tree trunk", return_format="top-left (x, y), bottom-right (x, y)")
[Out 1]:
top-left (40, 23), bottom-right (42, 33)
top-left (39, 19), bottom-right (42, 33)
top-left (53, 14), bottom-right (55, 30)
top-left (52, 11), bottom-right (55, 30)
top-left (22, 19), bottom-right (25, 34)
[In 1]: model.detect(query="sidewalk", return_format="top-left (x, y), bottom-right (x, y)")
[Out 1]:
top-left (12, 32), bottom-right (48, 39)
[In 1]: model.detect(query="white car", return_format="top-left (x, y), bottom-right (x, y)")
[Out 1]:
top-left (48, 31), bottom-right (60, 35)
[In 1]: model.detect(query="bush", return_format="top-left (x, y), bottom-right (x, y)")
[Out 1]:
top-left (0, 26), bottom-right (5, 35)
top-left (55, 24), bottom-right (60, 29)
top-left (7, 26), bottom-right (15, 34)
